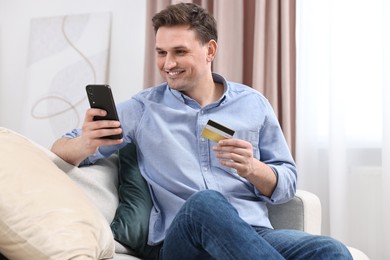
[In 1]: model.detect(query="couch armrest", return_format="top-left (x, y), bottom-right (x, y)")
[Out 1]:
top-left (267, 189), bottom-right (321, 235)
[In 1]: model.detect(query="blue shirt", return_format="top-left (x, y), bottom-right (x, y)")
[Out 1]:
top-left (65, 73), bottom-right (297, 245)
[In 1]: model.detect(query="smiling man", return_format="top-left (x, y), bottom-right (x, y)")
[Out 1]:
top-left (155, 24), bottom-right (222, 107)
top-left (52, 3), bottom-right (352, 260)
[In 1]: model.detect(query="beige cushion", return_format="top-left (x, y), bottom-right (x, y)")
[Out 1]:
top-left (0, 127), bottom-right (114, 259)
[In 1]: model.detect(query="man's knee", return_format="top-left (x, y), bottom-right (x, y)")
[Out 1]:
top-left (305, 236), bottom-right (352, 259)
top-left (184, 190), bottom-right (225, 209)
top-left (322, 236), bottom-right (352, 259)
top-left (179, 190), bottom-right (235, 222)
top-left (188, 189), bottom-right (224, 203)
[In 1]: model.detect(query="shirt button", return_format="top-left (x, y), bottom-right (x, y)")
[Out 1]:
top-left (203, 167), bottom-right (208, 172)
top-left (200, 137), bottom-right (206, 142)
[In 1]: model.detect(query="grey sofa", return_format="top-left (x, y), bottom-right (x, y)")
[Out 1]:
top-left (0, 126), bottom-right (369, 259)
top-left (57, 153), bottom-right (368, 260)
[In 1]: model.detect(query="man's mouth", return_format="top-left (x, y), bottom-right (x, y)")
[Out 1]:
top-left (166, 70), bottom-right (184, 77)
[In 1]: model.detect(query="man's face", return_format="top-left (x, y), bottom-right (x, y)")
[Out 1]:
top-left (155, 25), bottom-right (211, 93)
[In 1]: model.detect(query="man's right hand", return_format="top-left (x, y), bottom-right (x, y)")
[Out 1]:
top-left (51, 108), bottom-right (123, 166)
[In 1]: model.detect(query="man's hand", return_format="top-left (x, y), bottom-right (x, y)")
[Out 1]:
top-left (81, 108), bottom-right (123, 153)
top-left (213, 138), bottom-right (277, 198)
top-left (212, 138), bottom-right (255, 178)
top-left (51, 108), bottom-right (123, 166)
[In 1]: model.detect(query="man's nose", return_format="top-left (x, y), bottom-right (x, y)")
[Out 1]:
top-left (164, 53), bottom-right (176, 69)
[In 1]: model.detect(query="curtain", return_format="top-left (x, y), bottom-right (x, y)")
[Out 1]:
top-left (296, 1), bottom-right (390, 259)
top-left (143, 0), bottom-right (296, 154)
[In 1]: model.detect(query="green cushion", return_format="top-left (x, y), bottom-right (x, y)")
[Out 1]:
top-left (110, 144), bottom-right (160, 259)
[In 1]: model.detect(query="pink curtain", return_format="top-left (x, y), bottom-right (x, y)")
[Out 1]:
top-left (143, 0), bottom-right (296, 155)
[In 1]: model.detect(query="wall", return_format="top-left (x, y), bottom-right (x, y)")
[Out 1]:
top-left (0, 0), bottom-right (147, 147)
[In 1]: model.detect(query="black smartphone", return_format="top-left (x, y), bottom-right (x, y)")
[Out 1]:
top-left (86, 84), bottom-right (123, 139)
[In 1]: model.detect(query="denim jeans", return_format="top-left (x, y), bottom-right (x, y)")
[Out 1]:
top-left (159, 190), bottom-right (352, 260)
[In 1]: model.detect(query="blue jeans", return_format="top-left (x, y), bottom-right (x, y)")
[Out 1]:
top-left (160, 190), bottom-right (352, 260)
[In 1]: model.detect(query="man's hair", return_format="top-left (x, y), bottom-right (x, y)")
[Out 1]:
top-left (152, 2), bottom-right (218, 44)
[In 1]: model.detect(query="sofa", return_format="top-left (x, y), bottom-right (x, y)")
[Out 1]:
top-left (0, 127), bottom-right (369, 259)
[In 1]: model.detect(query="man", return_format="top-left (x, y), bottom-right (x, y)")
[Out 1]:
top-left (52, 3), bottom-right (352, 259)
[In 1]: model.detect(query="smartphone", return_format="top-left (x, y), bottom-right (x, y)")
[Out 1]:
top-left (86, 84), bottom-right (123, 139)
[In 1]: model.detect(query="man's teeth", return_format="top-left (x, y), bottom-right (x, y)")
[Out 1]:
top-left (168, 71), bottom-right (180, 75)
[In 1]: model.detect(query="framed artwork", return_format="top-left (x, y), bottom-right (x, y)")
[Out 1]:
top-left (21, 12), bottom-right (111, 148)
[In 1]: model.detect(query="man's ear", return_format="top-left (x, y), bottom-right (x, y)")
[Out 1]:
top-left (206, 40), bottom-right (218, 62)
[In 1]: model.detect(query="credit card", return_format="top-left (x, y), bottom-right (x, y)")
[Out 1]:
top-left (201, 120), bottom-right (235, 143)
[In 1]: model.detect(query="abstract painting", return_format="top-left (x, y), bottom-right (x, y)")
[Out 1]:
top-left (21, 12), bottom-right (111, 148)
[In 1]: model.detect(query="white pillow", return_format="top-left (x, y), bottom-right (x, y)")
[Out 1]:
top-left (0, 127), bottom-right (114, 259)
top-left (50, 150), bottom-right (120, 225)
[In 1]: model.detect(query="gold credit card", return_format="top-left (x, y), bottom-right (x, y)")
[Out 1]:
top-left (201, 120), bottom-right (235, 143)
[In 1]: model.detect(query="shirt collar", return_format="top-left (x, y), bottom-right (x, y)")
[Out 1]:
top-left (168, 72), bottom-right (229, 108)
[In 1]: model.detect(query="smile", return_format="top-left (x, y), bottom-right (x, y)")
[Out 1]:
top-left (166, 70), bottom-right (183, 75)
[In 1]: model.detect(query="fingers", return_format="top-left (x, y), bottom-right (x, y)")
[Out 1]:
top-left (81, 108), bottom-right (123, 149)
top-left (84, 108), bottom-right (121, 132)
top-left (213, 138), bottom-right (252, 158)
top-left (86, 126), bottom-right (123, 141)
top-left (85, 108), bottom-right (105, 122)
top-left (213, 138), bottom-right (254, 177)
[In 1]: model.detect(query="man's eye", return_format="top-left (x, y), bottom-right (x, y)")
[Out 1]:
top-left (157, 51), bottom-right (166, 56)
top-left (176, 50), bottom-right (186, 55)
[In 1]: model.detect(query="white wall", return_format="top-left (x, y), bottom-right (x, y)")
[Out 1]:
top-left (0, 0), bottom-right (147, 146)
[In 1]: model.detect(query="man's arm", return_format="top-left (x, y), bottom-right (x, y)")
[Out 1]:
top-left (51, 108), bottom-right (123, 166)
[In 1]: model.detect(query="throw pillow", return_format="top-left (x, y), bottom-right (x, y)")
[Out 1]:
top-left (110, 143), bottom-right (160, 259)
top-left (0, 127), bottom-right (114, 259)
top-left (55, 153), bottom-right (120, 225)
